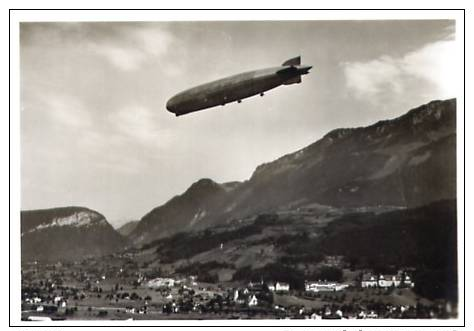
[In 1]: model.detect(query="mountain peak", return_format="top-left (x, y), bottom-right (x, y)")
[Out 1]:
top-left (185, 178), bottom-right (222, 195)
top-left (190, 178), bottom-right (218, 188)
top-left (404, 98), bottom-right (455, 125)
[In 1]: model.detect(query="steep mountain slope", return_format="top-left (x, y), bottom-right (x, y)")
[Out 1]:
top-left (21, 207), bottom-right (128, 262)
top-left (116, 220), bottom-right (139, 237)
top-left (130, 99), bottom-right (456, 245)
top-left (243, 98), bottom-right (456, 211)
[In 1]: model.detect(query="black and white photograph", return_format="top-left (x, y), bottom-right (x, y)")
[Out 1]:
top-left (10, 9), bottom-right (465, 326)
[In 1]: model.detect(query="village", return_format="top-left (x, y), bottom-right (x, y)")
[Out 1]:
top-left (20, 254), bottom-right (455, 321)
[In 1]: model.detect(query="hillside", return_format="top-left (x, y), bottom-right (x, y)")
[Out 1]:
top-left (135, 199), bottom-right (457, 301)
top-left (21, 207), bottom-right (128, 262)
top-left (116, 220), bottom-right (139, 237)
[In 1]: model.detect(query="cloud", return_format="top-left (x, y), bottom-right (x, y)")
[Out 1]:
top-left (93, 151), bottom-right (147, 175)
top-left (42, 94), bottom-right (93, 130)
top-left (401, 39), bottom-right (459, 98)
top-left (93, 46), bottom-right (146, 71)
top-left (90, 25), bottom-right (175, 72)
top-left (343, 56), bottom-right (404, 98)
top-left (342, 38), bottom-right (459, 103)
top-left (111, 105), bottom-right (175, 146)
top-left (22, 23), bottom-right (177, 72)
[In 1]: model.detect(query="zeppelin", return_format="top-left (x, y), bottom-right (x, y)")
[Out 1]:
top-left (166, 56), bottom-right (312, 116)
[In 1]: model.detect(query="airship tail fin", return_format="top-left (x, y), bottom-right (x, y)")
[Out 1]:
top-left (282, 56), bottom-right (301, 66)
top-left (283, 75), bottom-right (302, 85)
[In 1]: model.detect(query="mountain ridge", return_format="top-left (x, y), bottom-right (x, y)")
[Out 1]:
top-left (129, 98), bottom-right (456, 245)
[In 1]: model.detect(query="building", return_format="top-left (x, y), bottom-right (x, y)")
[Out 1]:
top-left (234, 289), bottom-right (249, 305)
top-left (248, 294), bottom-right (258, 306)
top-left (266, 283), bottom-right (276, 292)
top-left (378, 274), bottom-right (402, 288)
top-left (366, 311), bottom-right (379, 319)
top-left (275, 282), bottom-right (290, 292)
top-left (35, 305), bottom-right (58, 314)
top-left (310, 312), bottom-right (322, 319)
top-left (361, 274), bottom-right (378, 288)
top-left (25, 297), bottom-right (42, 304)
top-left (234, 289), bottom-right (259, 306)
top-left (147, 277), bottom-right (175, 288)
top-left (125, 306), bottom-right (136, 314)
top-left (305, 281), bottom-right (348, 293)
top-left (234, 281), bottom-right (274, 307)
top-left (267, 281), bottom-right (290, 292)
top-left (403, 275), bottom-right (415, 288)
top-left (360, 272), bottom-right (415, 289)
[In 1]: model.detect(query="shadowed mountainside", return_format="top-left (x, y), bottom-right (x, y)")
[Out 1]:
top-left (116, 220), bottom-right (139, 237)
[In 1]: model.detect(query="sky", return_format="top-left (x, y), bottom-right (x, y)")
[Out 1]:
top-left (20, 20), bottom-right (458, 227)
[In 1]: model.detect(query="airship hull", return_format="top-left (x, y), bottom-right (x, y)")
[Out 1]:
top-left (166, 57), bottom-right (312, 116)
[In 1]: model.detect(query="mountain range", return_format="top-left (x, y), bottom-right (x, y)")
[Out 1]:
top-left (20, 99), bottom-right (457, 262)
top-left (129, 98), bottom-right (456, 245)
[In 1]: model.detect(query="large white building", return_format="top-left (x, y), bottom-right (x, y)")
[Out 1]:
top-left (266, 281), bottom-right (290, 292)
top-left (361, 274), bottom-right (378, 288)
top-left (147, 277), bottom-right (175, 288)
top-left (305, 281), bottom-right (349, 292)
top-left (378, 274), bottom-right (402, 288)
top-left (361, 273), bottom-right (415, 288)
top-left (275, 282), bottom-right (290, 292)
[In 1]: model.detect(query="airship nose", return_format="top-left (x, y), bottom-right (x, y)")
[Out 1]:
top-left (166, 97), bottom-right (177, 113)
